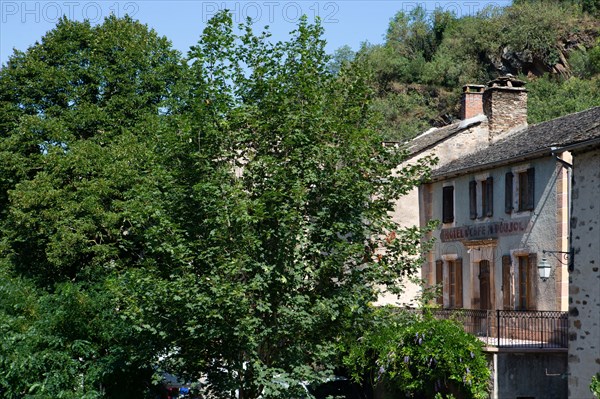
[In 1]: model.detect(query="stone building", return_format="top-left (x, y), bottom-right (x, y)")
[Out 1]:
top-left (381, 83), bottom-right (495, 305)
top-left (415, 74), bottom-right (600, 398)
top-left (557, 135), bottom-right (600, 399)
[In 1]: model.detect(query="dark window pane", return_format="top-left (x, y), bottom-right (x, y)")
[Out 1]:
top-left (442, 186), bottom-right (454, 223)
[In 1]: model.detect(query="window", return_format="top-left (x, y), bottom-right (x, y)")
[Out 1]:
top-left (436, 258), bottom-right (463, 308)
top-left (448, 259), bottom-right (463, 308)
top-left (482, 176), bottom-right (493, 217)
top-left (442, 186), bottom-right (454, 223)
top-left (517, 168), bottom-right (535, 212)
top-left (517, 254), bottom-right (537, 310)
top-left (469, 177), bottom-right (493, 219)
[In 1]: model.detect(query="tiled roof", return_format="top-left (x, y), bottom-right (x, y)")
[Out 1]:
top-left (402, 115), bottom-right (486, 156)
top-left (432, 106), bottom-right (600, 178)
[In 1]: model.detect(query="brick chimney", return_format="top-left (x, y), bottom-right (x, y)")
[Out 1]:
top-left (461, 84), bottom-right (485, 119)
top-left (483, 75), bottom-right (527, 141)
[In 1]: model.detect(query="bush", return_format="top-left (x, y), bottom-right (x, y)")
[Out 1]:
top-left (592, 373), bottom-right (600, 398)
top-left (527, 74), bottom-right (600, 123)
top-left (343, 308), bottom-right (490, 399)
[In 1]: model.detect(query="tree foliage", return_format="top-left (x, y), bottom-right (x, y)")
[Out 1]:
top-left (0, 15), bottom-right (187, 398)
top-left (342, 308), bottom-right (490, 399)
top-left (352, 2), bottom-right (600, 141)
top-left (0, 12), bottom-right (433, 399)
top-left (592, 373), bottom-right (600, 398)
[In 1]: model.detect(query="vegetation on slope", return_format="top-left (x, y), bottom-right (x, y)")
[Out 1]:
top-left (336, 1), bottom-right (600, 141)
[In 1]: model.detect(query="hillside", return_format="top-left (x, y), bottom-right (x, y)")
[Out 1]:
top-left (336, 1), bottom-right (600, 141)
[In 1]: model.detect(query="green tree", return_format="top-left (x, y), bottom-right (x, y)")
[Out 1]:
top-left (353, 1), bottom-right (600, 141)
top-left (116, 12), bottom-right (433, 398)
top-left (526, 74), bottom-right (600, 123)
top-left (343, 308), bottom-right (490, 399)
top-left (0, 16), bottom-right (187, 397)
top-left (592, 373), bottom-right (600, 398)
top-left (0, 11), bottom-right (433, 399)
top-left (328, 44), bottom-right (356, 75)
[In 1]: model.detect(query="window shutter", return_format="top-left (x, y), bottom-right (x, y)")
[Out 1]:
top-left (527, 253), bottom-right (537, 310)
top-left (436, 260), bottom-right (443, 305)
top-left (469, 181), bottom-right (477, 220)
top-left (442, 186), bottom-right (454, 223)
top-left (502, 255), bottom-right (512, 309)
top-left (486, 176), bottom-right (494, 217)
top-left (526, 168), bottom-right (535, 211)
top-left (505, 172), bottom-right (513, 214)
top-left (455, 258), bottom-right (463, 308)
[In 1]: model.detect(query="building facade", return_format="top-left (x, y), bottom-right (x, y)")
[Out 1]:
top-left (381, 84), bottom-right (500, 306)
top-left (564, 140), bottom-right (600, 399)
top-left (415, 79), bottom-right (600, 399)
top-left (423, 153), bottom-right (569, 313)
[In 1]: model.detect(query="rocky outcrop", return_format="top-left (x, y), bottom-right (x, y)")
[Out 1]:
top-left (487, 21), bottom-right (600, 78)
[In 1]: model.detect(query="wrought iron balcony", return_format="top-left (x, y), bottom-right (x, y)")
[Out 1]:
top-left (419, 308), bottom-right (568, 349)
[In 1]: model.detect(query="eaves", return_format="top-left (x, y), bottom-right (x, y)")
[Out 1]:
top-left (552, 136), bottom-right (600, 155)
top-left (429, 147), bottom-right (553, 183)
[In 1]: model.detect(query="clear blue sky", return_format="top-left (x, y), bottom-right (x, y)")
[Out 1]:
top-left (1, 0), bottom-right (510, 66)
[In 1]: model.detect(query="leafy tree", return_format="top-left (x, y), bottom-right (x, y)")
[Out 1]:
top-left (329, 44), bottom-right (356, 75)
top-left (353, 1), bottom-right (600, 141)
top-left (114, 12), bottom-right (433, 399)
top-left (0, 15), bottom-right (186, 397)
top-left (0, 11), bottom-right (433, 399)
top-left (343, 308), bottom-right (490, 399)
top-left (526, 74), bottom-right (600, 123)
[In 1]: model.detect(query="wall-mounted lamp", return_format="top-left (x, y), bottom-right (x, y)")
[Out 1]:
top-left (538, 248), bottom-right (574, 281)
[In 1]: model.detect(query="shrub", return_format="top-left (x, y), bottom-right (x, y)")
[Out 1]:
top-left (343, 308), bottom-right (490, 399)
top-left (592, 373), bottom-right (600, 398)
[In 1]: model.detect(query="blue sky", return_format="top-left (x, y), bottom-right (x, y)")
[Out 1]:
top-left (1, 0), bottom-right (510, 66)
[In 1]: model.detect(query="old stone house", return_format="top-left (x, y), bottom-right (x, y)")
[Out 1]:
top-left (555, 134), bottom-right (600, 399)
top-left (380, 83), bottom-right (498, 305)
top-left (411, 73), bottom-right (600, 398)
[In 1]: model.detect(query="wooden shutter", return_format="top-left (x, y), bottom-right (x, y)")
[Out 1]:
top-left (436, 260), bottom-right (443, 305)
top-left (527, 253), bottom-right (537, 310)
top-left (455, 258), bottom-right (463, 308)
top-left (502, 255), bottom-right (512, 309)
top-left (469, 181), bottom-right (477, 219)
top-left (442, 186), bottom-right (454, 223)
top-left (505, 172), bottom-right (513, 214)
top-left (526, 167), bottom-right (535, 211)
top-left (486, 176), bottom-right (494, 217)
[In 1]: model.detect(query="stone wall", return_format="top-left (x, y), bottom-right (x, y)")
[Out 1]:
top-left (491, 352), bottom-right (568, 399)
top-left (483, 87), bottom-right (528, 142)
top-left (568, 148), bottom-right (600, 399)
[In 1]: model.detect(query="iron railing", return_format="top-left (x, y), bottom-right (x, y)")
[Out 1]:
top-left (410, 308), bottom-right (568, 349)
